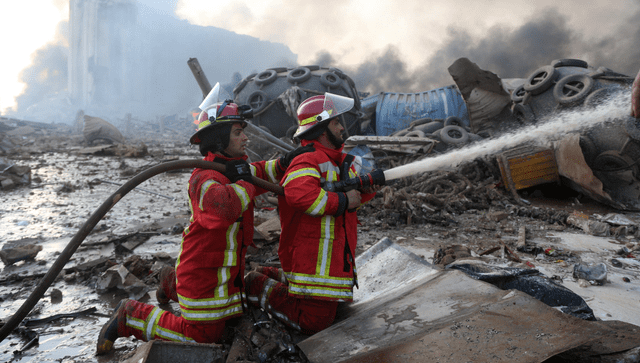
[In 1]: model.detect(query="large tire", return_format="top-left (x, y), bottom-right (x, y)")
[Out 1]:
top-left (593, 150), bottom-right (637, 173)
top-left (553, 74), bottom-right (594, 105)
top-left (511, 103), bottom-right (536, 125)
top-left (444, 116), bottom-right (463, 127)
top-left (415, 121), bottom-right (443, 134)
top-left (440, 125), bottom-right (469, 145)
top-left (579, 135), bottom-right (598, 165)
top-left (247, 90), bottom-right (269, 113)
top-left (232, 73), bottom-right (256, 94)
top-left (511, 84), bottom-right (527, 103)
top-left (405, 130), bottom-right (426, 138)
top-left (408, 118), bottom-right (432, 129)
top-left (254, 70), bottom-right (277, 86)
top-left (320, 72), bottom-right (341, 88)
top-left (524, 65), bottom-right (557, 95)
top-left (234, 66), bottom-right (361, 138)
top-left (551, 59), bottom-right (588, 68)
top-left (287, 67), bottom-right (312, 84)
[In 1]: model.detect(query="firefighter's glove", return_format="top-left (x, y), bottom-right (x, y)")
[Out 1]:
top-left (225, 159), bottom-right (252, 183)
top-left (370, 168), bottom-right (386, 186)
top-left (278, 143), bottom-right (315, 172)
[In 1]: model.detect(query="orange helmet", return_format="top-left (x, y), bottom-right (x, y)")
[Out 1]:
top-left (294, 93), bottom-right (354, 139)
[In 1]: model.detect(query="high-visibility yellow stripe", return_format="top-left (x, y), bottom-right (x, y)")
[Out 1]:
top-left (181, 304), bottom-right (243, 320)
top-left (283, 168), bottom-right (321, 186)
top-left (199, 180), bottom-right (219, 210)
top-left (265, 159), bottom-right (279, 183)
top-left (224, 222), bottom-right (240, 266)
top-left (305, 189), bottom-right (328, 216)
top-left (288, 283), bottom-right (353, 299)
top-left (230, 184), bottom-right (250, 212)
top-left (147, 307), bottom-right (163, 341)
top-left (316, 215), bottom-right (334, 275)
top-left (178, 292), bottom-right (241, 308)
top-left (126, 316), bottom-right (145, 333)
top-left (154, 326), bottom-right (197, 342)
top-left (300, 114), bottom-right (317, 126)
top-left (286, 272), bottom-right (352, 286)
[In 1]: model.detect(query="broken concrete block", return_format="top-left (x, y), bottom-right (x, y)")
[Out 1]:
top-left (1, 178), bottom-right (15, 190)
top-left (0, 244), bottom-right (43, 265)
top-left (487, 211), bottom-right (508, 222)
top-left (96, 264), bottom-right (149, 300)
top-left (573, 263), bottom-right (608, 285)
top-left (50, 288), bottom-right (63, 303)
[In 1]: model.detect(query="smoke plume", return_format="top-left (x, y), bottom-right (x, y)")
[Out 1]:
top-left (313, 7), bottom-right (639, 95)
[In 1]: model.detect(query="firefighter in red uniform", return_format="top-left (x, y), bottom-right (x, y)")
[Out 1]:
top-left (245, 93), bottom-right (379, 334)
top-left (96, 84), bottom-right (312, 354)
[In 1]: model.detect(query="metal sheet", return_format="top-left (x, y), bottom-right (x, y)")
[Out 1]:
top-left (299, 240), bottom-right (640, 363)
top-left (374, 87), bottom-right (470, 136)
top-left (554, 134), bottom-right (627, 209)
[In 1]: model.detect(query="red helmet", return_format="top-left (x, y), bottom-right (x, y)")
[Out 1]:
top-left (294, 93), bottom-right (354, 139)
top-left (190, 101), bottom-right (250, 144)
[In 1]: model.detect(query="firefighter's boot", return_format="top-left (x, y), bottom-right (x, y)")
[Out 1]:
top-left (96, 298), bottom-right (129, 355)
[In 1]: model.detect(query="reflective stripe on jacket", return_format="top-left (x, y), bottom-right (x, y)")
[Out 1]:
top-left (176, 152), bottom-right (279, 324)
top-left (278, 141), bottom-right (375, 302)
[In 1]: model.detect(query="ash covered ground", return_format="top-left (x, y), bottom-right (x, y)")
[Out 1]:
top-left (1, 126), bottom-right (640, 363)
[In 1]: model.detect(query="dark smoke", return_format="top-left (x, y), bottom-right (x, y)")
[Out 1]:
top-left (312, 7), bottom-right (639, 95)
top-left (14, 24), bottom-right (69, 118)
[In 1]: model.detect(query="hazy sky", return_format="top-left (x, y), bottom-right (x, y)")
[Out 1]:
top-left (1, 0), bottom-right (639, 113)
top-left (175, 0), bottom-right (634, 68)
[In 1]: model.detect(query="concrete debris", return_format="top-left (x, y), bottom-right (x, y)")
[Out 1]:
top-left (0, 158), bottom-right (31, 190)
top-left (254, 216), bottom-right (281, 242)
top-left (567, 211), bottom-right (612, 236)
top-left (83, 115), bottom-right (125, 144)
top-left (573, 262), bottom-right (608, 285)
top-left (50, 288), bottom-right (62, 303)
top-left (77, 143), bottom-right (148, 157)
top-left (96, 264), bottom-right (150, 300)
top-left (0, 243), bottom-right (42, 265)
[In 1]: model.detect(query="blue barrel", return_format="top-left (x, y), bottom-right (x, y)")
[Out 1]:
top-left (374, 86), bottom-right (470, 136)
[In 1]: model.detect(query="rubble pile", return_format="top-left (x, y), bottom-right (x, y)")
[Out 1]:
top-left (362, 159), bottom-right (576, 228)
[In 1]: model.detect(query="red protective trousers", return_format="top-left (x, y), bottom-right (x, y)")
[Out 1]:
top-left (245, 266), bottom-right (338, 335)
top-left (117, 299), bottom-right (225, 343)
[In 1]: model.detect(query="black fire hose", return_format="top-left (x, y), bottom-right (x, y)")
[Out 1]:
top-left (0, 159), bottom-right (284, 342)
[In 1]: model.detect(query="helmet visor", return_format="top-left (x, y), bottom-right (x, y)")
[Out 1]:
top-left (318, 93), bottom-right (354, 122)
top-left (199, 82), bottom-right (221, 119)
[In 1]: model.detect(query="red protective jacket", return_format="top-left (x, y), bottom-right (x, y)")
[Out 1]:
top-left (176, 152), bottom-right (281, 324)
top-left (278, 141), bottom-right (375, 302)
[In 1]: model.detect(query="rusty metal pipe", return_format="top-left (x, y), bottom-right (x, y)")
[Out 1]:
top-left (187, 58), bottom-right (213, 98)
top-left (0, 159), bottom-right (283, 343)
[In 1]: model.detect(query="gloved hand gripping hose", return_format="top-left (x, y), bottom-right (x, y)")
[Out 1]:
top-left (0, 159), bottom-right (284, 342)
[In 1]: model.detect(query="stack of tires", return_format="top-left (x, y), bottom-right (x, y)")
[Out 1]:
top-left (510, 58), bottom-right (631, 125)
top-left (389, 116), bottom-right (484, 152)
top-left (233, 66), bottom-right (362, 140)
top-left (511, 59), bottom-right (638, 203)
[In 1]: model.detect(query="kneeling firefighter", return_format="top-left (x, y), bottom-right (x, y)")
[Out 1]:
top-left (245, 93), bottom-right (384, 335)
top-left (96, 83), bottom-right (313, 354)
